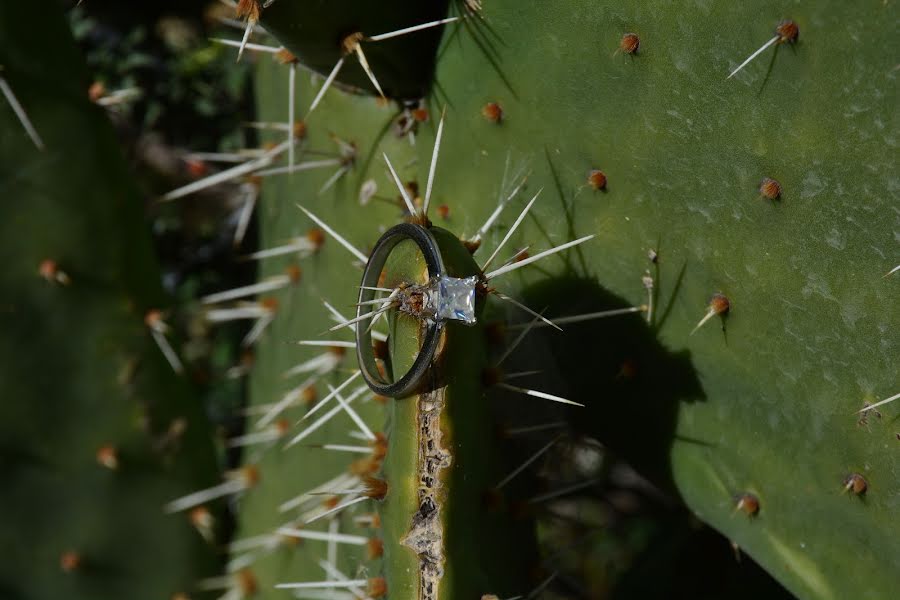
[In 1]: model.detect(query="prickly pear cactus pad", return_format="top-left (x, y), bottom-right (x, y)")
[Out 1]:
top-left (0, 2), bottom-right (219, 599)
top-left (206, 0), bottom-right (896, 598)
top-left (418, 1), bottom-right (899, 599)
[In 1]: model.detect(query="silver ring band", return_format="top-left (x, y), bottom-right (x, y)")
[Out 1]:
top-left (355, 223), bottom-right (444, 398)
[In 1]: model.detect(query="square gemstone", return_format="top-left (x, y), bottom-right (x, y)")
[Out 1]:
top-left (429, 275), bottom-right (478, 324)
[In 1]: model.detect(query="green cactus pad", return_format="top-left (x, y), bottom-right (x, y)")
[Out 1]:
top-left (0, 2), bottom-right (220, 599)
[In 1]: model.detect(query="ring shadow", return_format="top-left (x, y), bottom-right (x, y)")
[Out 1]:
top-left (504, 274), bottom-right (710, 498)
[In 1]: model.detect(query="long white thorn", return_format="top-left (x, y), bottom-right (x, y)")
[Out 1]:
top-left (279, 473), bottom-right (358, 513)
top-left (328, 383), bottom-right (376, 441)
top-left (727, 35), bottom-right (779, 79)
top-left (151, 329), bottom-right (184, 374)
top-left (857, 391), bottom-right (900, 414)
top-left (481, 189), bottom-right (541, 272)
top-left (303, 495), bottom-right (369, 525)
top-left (472, 174), bottom-right (529, 244)
top-left (497, 382), bottom-right (584, 407)
top-left (303, 370), bottom-right (362, 421)
top-left (164, 478), bottom-right (245, 513)
top-left (496, 313), bottom-right (544, 367)
top-left (276, 528), bottom-right (367, 545)
top-left (324, 301), bottom-right (388, 342)
top-left (690, 308), bottom-right (717, 336)
top-left (316, 561), bottom-right (367, 599)
top-left (423, 108), bottom-right (445, 218)
top-left (162, 140), bottom-right (289, 201)
top-left (308, 57), bottom-right (345, 115)
top-left (288, 63), bottom-right (296, 170)
top-left (507, 306), bottom-right (646, 329)
top-left (210, 38), bottom-right (282, 54)
top-left (354, 45), bottom-right (385, 98)
top-left (296, 204), bottom-right (367, 263)
top-left (383, 152), bottom-right (417, 216)
top-left (256, 158), bottom-right (342, 178)
top-left (366, 16), bottom-right (461, 42)
top-left (318, 164), bottom-right (351, 195)
top-left (884, 264), bottom-right (900, 278)
top-left (232, 183), bottom-right (257, 247)
top-left (286, 385), bottom-right (368, 448)
top-left (297, 340), bottom-right (356, 348)
top-left (485, 235), bottom-right (594, 280)
top-left (495, 435), bottom-right (561, 490)
top-left (275, 579), bottom-right (368, 590)
top-left (201, 275), bottom-right (290, 304)
top-left (492, 292), bottom-right (560, 332)
top-left (257, 377), bottom-right (316, 428)
top-left (242, 313), bottom-right (275, 347)
top-left (0, 76), bottom-right (44, 150)
top-left (237, 20), bottom-right (256, 62)
top-left (328, 303), bottom-right (393, 332)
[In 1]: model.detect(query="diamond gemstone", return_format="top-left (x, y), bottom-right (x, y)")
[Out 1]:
top-left (426, 275), bottom-right (478, 324)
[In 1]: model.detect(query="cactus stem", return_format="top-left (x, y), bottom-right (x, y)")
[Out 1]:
top-left (327, 382), bottom-right (377, 441)
top-left (496, 382), bottom-right (584, 407)
top-left (484, 235), bottom-right (595, 280)
top-left (0, 72), bottom-right (44, 150)
top-left (482, 189), bottom-right (542, 271)
top-left (857, 391), bottom-right (900, 414)
top-left (383, 151), bottom-right (419, 217)
top-left (495, 434), bottom-right (562, 490)
top-left (423, 108), bottom-right (446, 218)
top-left (285, 385), bottom-right (370, 448)
top-left (301, 370), bottom-right (361, 420)
top-left (297, 204), bottom-right (367, 263)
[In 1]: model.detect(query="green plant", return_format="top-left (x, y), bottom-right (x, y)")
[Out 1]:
top-left (4, 0), bottom-right (896, 599)
top-left (0, 2), bottom-right (220, 599)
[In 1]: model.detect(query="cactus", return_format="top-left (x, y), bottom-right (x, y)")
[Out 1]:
top-left (0, 2), bottom-right (220, 598)
top-left (5, 0), bottom-right (895, 599)
top-left (223, 1), bottom-right (898, 599)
